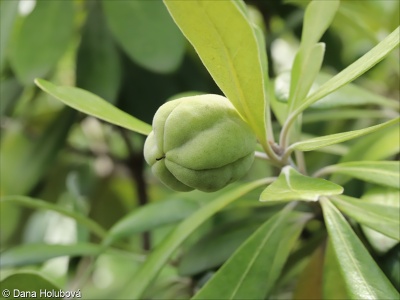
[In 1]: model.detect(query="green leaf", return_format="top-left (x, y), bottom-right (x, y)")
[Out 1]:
top-left (260, 166), bottom-right (343, 202)
top-left (178, 221), bottom-right (262, 276)
top-left (330, 195), bottom-right (400, 240)
top-left (0, 272), bottom-right (62, 299)
top-left (0, 108), bottom-right (75, 195)
top-left (34, 79), bottom-right (152, 136)
top-left (293, 26), bottom-right (399, 115)
top-left (0, 196), bottom-right (107, 239)
top-left (0, 0), bottom-right (19, 71)
top-left (0, 243), bottom-right (103, 268)
top-left (300, 0), bottom-right (340, 51)
top-left (76, 2), bottom-right (121, 103)
top-left (103, 0), bottom-right (184, 73)
top-left (0, 76), bottom-right (23, 116)
top-left (320, 198), bottom-right (398, 299)
top-left (339, 124), bottom-right (400, 163)
top-left (322, 161), bottom-right (400, 188)
top-left (288, 43), bottom-right (325, 111)
top-left (164, 0), bottom-right (268, 145)
top-left (120, 178), bottom-right (270, 299)
top-left (9, 0), bottom-right (74, 84)
top-left (289, 117), bottom-right (399, 152)
top-left (303, 109), bottom-right (392, 124)
top-left (104, 197), bottom-right (204, 246)
top-left (322, 239), bottom-right (349, 299)
top-left (360, 187), bottom-right (399, 253)
top-left (193, 208), bottom-right (307, 300)
top-left (293, 245), bottom-right (324, 299)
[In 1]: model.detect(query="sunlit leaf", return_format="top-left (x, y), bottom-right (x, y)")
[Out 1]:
top-left (260, 166), bottom-right (343, 202)
top-left (331, 195), bottom-right (400, 240)
top-left (289, 117), bottom-right (399, 152)
top-left (120, 178), bottom-right (271, 299)
top-left (35, 79), bottom-right (152, 136)
top-left (320, 198), bottom-right (398, 299)
top-left (103, 0), bottom-right (184, 73)
top-left (322, 161), bottom-right (400, 188)
top-left (293, 26), bottom-right (399, 115)
top-left (193, 208), bottom-right (307, 299)
top-left (164, 0), bottom-right (268, 145)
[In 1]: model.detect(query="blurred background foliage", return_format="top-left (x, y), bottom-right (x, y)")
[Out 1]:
top-left (0, 0), bottom-right (399, 298)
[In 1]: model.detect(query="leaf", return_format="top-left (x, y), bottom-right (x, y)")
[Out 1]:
top-left (260, 166), bottom-right (343, 202)
top-left (0, 243), bottom-right (103, 268)
top-left (120, 178), bottom-right (271, 299)
top-left (330, 195), bottom-right (400, 240)
top-left (320, 198), bottom-right (398, 299)
top-left (289, 117), bottom-right (399, 152)
top-left (0, 272), bottom-right (62, 299)
top-left (0, 0), bottom-right (19, 71)
top-left (193, 208), bottom-right (307, 300)
top-left (322, 239), bottom-right (349, 299)
top-left (288, 43), bottom-right (325, 111)
top-left (323, 161), bottom-right (400, 188)
top-left (0, 76), bottom-right (23, 116)
top-left (76, 2), bottom-right (121, 103)
top-left (178, 221), bottom-right (262, 276)
top-left (293, 244), bottom-right (324, 299)
top-left (339, 124), bottom-right (400, 163)
top-left (104, 197), bottom-right (205, 246)
top-left (293, 26), bottom-right (399, 115)
top-left (103, 0), bottom-right (184, 73)
top-left (9, 0), bottom-right (74, 84)
top-left (360, 187), bottom-right (399, 253)
top-left (0, 196), bottom-right (107, 239)
top-left (164, 0), bottom-right (268, 145)
top-left (0, 108), bottom-right (75, 195)
top-left (303, 109), bottom-right (392, 124)
top-left (34, 79), bottom-right (152, 136)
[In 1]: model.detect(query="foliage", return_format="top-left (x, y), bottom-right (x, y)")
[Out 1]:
top-left (1, 0), bottom-right (399, 299)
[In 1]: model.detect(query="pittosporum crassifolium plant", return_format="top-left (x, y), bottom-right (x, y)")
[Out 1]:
top-left (1, 0), bottom-right (399, 299)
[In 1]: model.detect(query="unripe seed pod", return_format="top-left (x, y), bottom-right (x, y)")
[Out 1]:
top-left (144, 94), bottom-right (256, 192)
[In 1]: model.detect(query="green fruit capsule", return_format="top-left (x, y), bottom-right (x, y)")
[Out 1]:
top-left (144, 94), bottom-right (256, 192)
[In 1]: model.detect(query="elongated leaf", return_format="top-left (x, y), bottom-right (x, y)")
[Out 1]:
top-left (0, 108), bottom-right (75, 195)
top-left (104, 197), bottom-right (205, 246)
top-left (9, 0), bottom-right (74, 84)
top-left (164, 0), bottom-right (268, 144)
top-left (289, 43), bottom-right (325, 111)
top-left (76, 2), bottom-right (121, 103)
top-left (0, 272), bottom-right (62, 298)
top-left (0, 196), bottom-right (107, 238)
top-left (0, 243), bottom-right (102, 268)
top-left (289, 117), bottom-right (399, 152)
top-left (120, 178), bottom-right (271, 299)
top-left (361, 187), bottom-right (399, 253)
top-left (300, 0), bottom-right (340, 51)
top-left (103, 0), bottom-right (184, 73)
top-left (303, 109), bottom-right (391, 123)
top-left (324, 161), bottom-right (400, 188)
top-left (179, 221), bottom-right (262, 276)
top-left (193, 208), bottom-right (307, 300)
top-left (260, 166), bottom-right (343, 202)
top-left (323, 239), bottom-right (349, 299)
top-left (331, 195), bottom-right (400, 240)
top-left (320, 198), bottom-right (398, 299)
top-left (293, 245), bottom-right (324, 299)
top-left (0, 0), bottom-right (19, 71)
top-left (35, 79), bottom-right (152, 136)
top-left (294, 26), bottom-right (399, 115)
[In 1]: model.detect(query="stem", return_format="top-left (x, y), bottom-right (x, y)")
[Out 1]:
top-left (312, 165), bottom-right (335, 178)
top-left (294, 150), bottom-right (307, 175)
